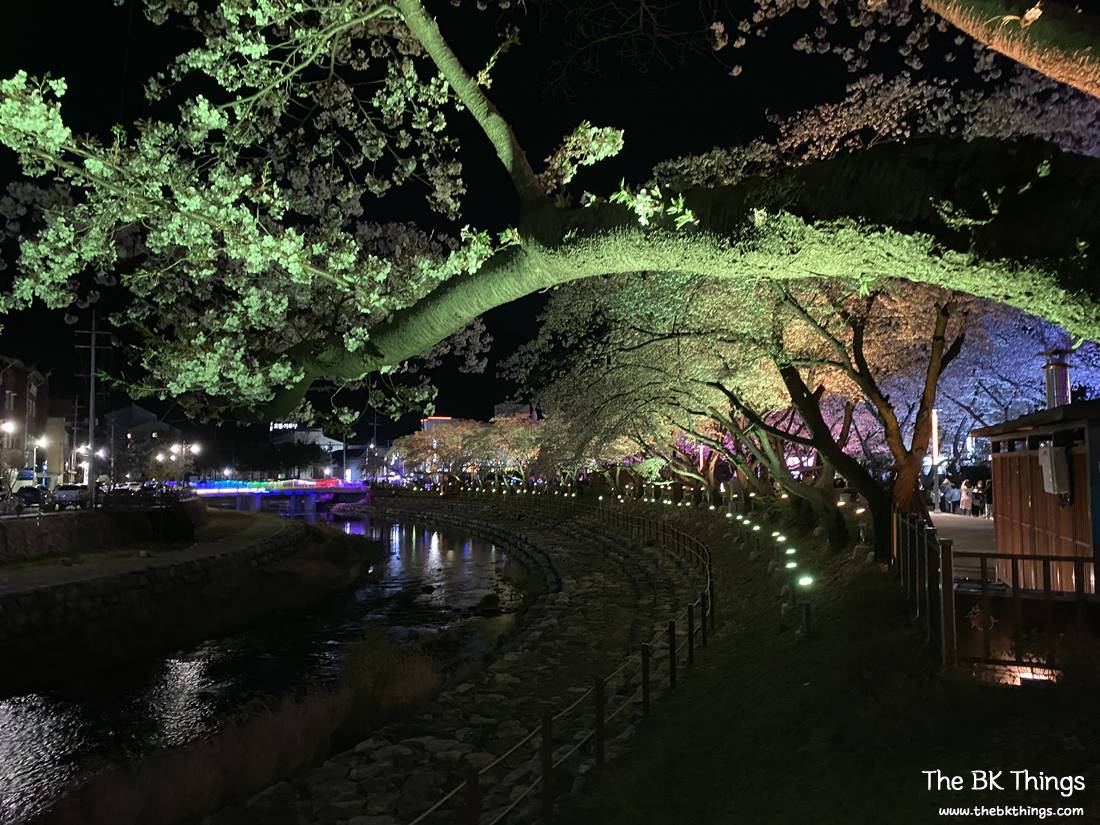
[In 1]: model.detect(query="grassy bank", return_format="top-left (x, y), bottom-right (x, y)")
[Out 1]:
top-left (1, 513), bottom-right (386, 693)
top-left (562, 506), bottom-right (1100, 825)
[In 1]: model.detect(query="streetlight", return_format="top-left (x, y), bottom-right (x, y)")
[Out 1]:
top-left (931, 408), bottom-right (941, 512)
top-left (33, 437), bottom-right (47, 484)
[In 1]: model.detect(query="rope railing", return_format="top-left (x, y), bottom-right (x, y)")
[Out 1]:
top-left (387, 486), bottom-right (719, 825)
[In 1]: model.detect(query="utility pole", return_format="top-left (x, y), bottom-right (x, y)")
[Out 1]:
top-left (75, 310), bottom-right (111, 507)
top-left (87, 310), bottom-right (97, 506)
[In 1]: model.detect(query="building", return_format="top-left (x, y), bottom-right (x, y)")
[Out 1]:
top-left (41, 416), bottom-right (68, 487)
top-left (420, 415), bottom-right (455, 432)
top-left (103, 403), bottom-right (185, 481)
top-left (971, 400), bottom-right (1100, 594)
top-left (269, 421), bottom-right (344, 451)
top-left (0, 356), bottom-right (49, 468)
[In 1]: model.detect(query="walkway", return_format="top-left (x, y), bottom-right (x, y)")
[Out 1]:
top-left (931, 512), bottom-right (996, 581)
top-left (0, 510), bottom-right (286, 596)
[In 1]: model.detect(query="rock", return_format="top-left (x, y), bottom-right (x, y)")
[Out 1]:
top-left (374, 744), bottom-right (415, 762)
top-left (385, 626), bottom-right (415, 641)
top-left (316, 779), bottom-right (358, 803)
top-left (495, 719), bottom-right (526, 740)
top-left (353, 737), bottom-right (387, 753)
top-left (421, 584), bottom-right (435, 594)
top-left (246, 781), bottom-right (295, 811)
top-left (477, 593), bottom-right (501, 612)
top-left (402, 769), bottom-right (443, 798)
top-left (396, 794), bottom-right (432, 821)
top-left (349, 763), bottom-right (385, 781)
top-left (464, 751), bottom-right (496, 770)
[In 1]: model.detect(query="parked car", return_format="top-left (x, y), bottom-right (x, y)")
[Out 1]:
top-left (53, 483), bottom-right (91, 510)
top-left (16, 485), bottom-right (55, 511)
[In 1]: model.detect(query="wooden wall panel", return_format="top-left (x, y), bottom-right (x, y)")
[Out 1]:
top-left (992, 447), bottom-right (1093, 594)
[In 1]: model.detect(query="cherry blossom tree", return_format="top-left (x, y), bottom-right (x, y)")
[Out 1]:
top-left (2, 0), bottom-right (1100, 428)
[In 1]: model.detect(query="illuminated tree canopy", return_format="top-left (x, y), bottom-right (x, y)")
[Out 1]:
top-left (3, 0), bottom-right (1100, 423)
top-left (925, 1), bottom-right (1100, 100)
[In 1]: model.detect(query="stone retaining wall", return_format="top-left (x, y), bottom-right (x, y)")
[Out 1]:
top-left (0, 520), bottom-right (307, 641)
top-left (0, 499), bottom-right (207, 564)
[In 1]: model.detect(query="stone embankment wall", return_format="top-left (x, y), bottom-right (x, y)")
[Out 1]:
top-left (0, 497), bottom-right (208, 564)
top-left (0, 520), bottom-right (307, 642)
top-left (215, 497), bottom-right (703, 825)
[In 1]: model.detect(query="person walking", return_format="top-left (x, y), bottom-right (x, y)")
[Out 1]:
top-left (959, 479), bottom-right (973, 516)
top-left (939, 477), bottom-right (954, 513)
top-left (984, 478), bottom-right (994, 519)
top-left (948, 480), bottom-right (961, 513)
top-left (973, 480), bottom-right (985, 517)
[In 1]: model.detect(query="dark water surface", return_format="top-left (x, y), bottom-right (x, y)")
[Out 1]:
top-left (0, 514), bottom-right (521, 824)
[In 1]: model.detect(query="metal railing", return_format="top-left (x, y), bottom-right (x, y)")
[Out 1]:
top-left (893, 508), bottom-right (1100, 669)
top-left (378, 487), bottom-right (715, 824)
top-left (953, 550), bottom-right (1098, 667)
top-left (892, 509), bottom-right (955, 665)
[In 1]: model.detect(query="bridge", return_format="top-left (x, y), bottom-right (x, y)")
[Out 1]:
top-left (189, 479), bottom-right (368, 514)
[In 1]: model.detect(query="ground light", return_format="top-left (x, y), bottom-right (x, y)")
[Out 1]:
top-left (797, 575), bottom-right (814, 587)
top-left (785, 547), bottom-right (796, 555)
top-left (785, 561), bottom-right (798, 569)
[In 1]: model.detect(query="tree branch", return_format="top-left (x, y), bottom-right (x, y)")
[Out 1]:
top-left (395, 0), bottom-right (544, 205)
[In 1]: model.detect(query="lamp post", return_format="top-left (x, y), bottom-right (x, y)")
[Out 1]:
top-left (931, 408), bottom-right (941, 513)
top-left (167, 441), bottom-right (201, 485)
top-left (33, 437), bottom-right (47, 486)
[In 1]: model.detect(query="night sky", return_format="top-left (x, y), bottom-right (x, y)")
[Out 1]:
top-left (0, 0), bottom-right (847, 442)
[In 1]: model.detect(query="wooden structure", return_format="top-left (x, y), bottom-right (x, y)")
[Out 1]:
top-left (973, 401), bottom-right (1100, 594)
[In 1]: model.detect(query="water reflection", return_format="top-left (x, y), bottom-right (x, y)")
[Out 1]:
top-left (0, 514), bottom-right (519, 824)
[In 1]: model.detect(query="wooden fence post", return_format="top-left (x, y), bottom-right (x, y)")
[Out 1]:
top-left (939, 538), bottom-right (956, 667)
top-left (700, 591), bottom-right (709, 647)
top-left (668, 619), bottom-right (677, 689)
top-left (594, 677), bottom-right (606, 767)
top-left (924, 527), bottom-right (940, 645)
top-left (463, 764), bottom-right (480, 825)
top-left (541, 713), bottom-right (554, 820)
top-left (687, 601), bottom-right (695, 666)
top-left (708, 575), bottom-right (716, 631)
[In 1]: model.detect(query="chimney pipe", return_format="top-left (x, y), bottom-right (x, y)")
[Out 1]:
top-left (1042, 348), bottom-right (1071, 409)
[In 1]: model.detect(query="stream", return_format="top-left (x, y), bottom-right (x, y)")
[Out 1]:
top-left (0, 513), bottom-right (523, 824)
